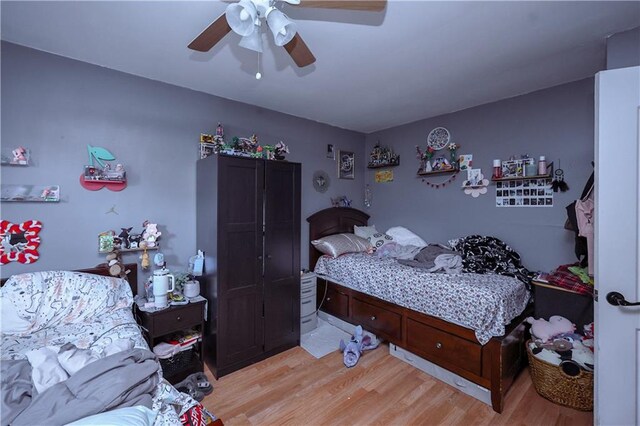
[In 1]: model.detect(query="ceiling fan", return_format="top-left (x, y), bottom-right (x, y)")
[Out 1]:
top-left (188, 0), bottom-right (386, 68)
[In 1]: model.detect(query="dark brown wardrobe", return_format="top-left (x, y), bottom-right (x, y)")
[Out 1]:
top-left (196, 155), bottom-right (301, 377)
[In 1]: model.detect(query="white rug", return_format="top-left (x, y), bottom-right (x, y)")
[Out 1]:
top-left (300, 317), bottom-right (351, 359)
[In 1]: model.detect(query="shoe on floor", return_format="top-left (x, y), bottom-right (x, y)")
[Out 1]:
top-left (174, 378), bottom-right (205, 402)
top-left (189, 372), bottom-right (213, 396)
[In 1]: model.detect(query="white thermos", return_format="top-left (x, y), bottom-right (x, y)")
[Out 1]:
top-left (152, 268), bottom-right (175, 308)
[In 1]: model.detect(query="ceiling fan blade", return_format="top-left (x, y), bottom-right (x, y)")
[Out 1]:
top-left (284, 33), bottom-right (316, 67)
top-left (188, 14), bottom-right (232, 52)
top-left (296, 0), bottom-right (386, 11)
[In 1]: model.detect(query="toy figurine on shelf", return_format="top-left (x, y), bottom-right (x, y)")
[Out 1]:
top-left (274, 141), bottom-right (289, 160)
top-left (263, 145), bottom-right (275, 160)
top-left (142, 221), bottom-right (162, 248)
top-left (216, 122), bottom-right (224, 138)
top-left (12, 147), bottom-right (28, 165)
top-left (448, 143), bottom-right (459, 168)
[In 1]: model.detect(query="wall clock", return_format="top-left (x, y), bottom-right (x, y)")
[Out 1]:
top-left (427, 127), bottom-right (451, 150)
top-left (313, 170), bottom-right (330, 193)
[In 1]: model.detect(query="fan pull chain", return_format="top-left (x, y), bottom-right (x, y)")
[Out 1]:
top-left (256, 52), bottom-right (262, 80)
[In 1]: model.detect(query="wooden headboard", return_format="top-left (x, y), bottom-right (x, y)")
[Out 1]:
top-left (1, 263), bottom-right (138, 296)
top-left (307, 207), bottom-right (370, 269)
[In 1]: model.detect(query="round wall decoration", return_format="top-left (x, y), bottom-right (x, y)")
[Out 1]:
top-left (427, 127), bottom-right (451, 150)
top-left (313, 170), bottom-right (331, 193)
top-left (0, 220), bottom-right (42, 264)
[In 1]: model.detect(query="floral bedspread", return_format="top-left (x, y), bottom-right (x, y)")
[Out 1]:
top-left (0, 270), bottom-right (201, 425)
top-left (315, 253), bottom-right (530, 344)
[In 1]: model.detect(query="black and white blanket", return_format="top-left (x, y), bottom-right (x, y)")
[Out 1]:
top-left (448, 235), bottom-right (535, 288)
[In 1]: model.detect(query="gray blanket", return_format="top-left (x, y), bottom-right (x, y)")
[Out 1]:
top-left (2, 348), bottom-right (159, 426)
top-left (398, 245), bottom-right (459, 269)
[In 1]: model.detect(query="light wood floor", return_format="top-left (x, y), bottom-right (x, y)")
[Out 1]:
top-left (203, 344), bottom-right (593, 425)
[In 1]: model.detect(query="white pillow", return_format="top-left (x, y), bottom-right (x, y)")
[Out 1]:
top-left (385, 226), bottom-right (428, 248)
top-left (354, 225), bottom-right (378, 240)
top-left (66, 406), bottom-right (157, 426)
top-left (367, 232), bottom-right (394, 249)
top-left (0, 293), bottom-right (33, 334)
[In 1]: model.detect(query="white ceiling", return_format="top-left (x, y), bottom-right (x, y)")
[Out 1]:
top-left (2, 1), bottom-right (639, 133)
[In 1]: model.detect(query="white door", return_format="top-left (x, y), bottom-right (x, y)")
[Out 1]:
top-left (595, 65), bottom-right (640, 425)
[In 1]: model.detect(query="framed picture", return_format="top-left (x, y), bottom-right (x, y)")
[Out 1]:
top-left (326, 144), bottom-right (335, 160)
top-left (338, 150), bottom-right (355, 180)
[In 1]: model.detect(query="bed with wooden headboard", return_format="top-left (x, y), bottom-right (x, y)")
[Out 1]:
top-left (1, 263), bottom-right (138, 295)
top-left (307, 207), bottom-right (532, 413)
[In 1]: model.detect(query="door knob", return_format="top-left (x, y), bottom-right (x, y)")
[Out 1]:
top-left (606, 291), bottom-right (640, 306)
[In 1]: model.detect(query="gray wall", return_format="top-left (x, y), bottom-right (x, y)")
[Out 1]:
top-left (606, 26), bottom-right (640, 70)
top-left (365, 78), bottom-right (595, 272)
top-left (1, 42), bottom-right (365, 282)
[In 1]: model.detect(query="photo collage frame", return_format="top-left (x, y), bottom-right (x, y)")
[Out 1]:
top-left (496, 178), bottom-right (553, 207)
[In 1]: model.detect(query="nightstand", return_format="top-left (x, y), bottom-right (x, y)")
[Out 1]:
top-left (136, 300), bottom-right (205, 385)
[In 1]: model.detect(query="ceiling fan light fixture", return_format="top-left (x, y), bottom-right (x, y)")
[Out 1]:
top-left (266, 7), bottom-right (297, 47)
top-left (239, 25), bottom-right (264, 52)
top-left (226, 0), bottom-right (258, 37)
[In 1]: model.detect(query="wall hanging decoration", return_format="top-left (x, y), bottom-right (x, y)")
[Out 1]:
top-left (1, 185), bottom-right (60, 202)
top-left (312, 170), bottom-right (330, 193)
top-left (462, 169), bottom-right (489, 198)
top-left (338, 150), bottom-right (355, 179)
top-left (0, 220), bottom-right (42, 264)
top-left (331, 196), bottom-right (352, 207)
top-left (364, 184), bottom-right (372, 208)
top-left (105, 205), bottom-right (119, 215)
top-left (375, 170), bottom-right (393, 183)
top-left (419, 172), bottom-right (459, 189)
top-left (326, 144), bottom-right (335, 160)
top-left (1, 147), bottom-right (30, 166)
top-left (427, 127), bottom-right (451, 150)
top-left (495, 178), bottom-right (554, 207)
top-left (458, 154), bottom-right (473, 171)
top-left (98, 221), bottom-right (161, 253)
top-left (80, 145), bottom-right (127, 191)
top-left (551, 160), bottom-right (570, 192)
top-left (367, 142), bottom-right (399, 168)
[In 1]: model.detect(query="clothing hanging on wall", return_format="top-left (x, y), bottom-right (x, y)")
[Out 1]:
top-left (565, 170), bottom-right (594, 267)
top-left (575, 188), bottom-right (594, 276)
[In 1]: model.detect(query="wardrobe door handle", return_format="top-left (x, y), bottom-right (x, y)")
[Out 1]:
top-left (258, 255), bottom-right (263, 260)
top-left (326, 297), bottom-right (331, 302)
top-left (266, 254), bottom-right (272, 260)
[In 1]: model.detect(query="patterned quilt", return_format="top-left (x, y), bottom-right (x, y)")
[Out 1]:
top-left (0, 270), bottom-right (201, 425)
top-left (315, 253), bottom-right (530, 345)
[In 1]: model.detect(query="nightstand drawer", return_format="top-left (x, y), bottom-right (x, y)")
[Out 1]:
top-left (153, 304), bottom-right (203, 337)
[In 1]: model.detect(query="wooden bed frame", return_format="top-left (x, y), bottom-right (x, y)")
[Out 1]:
top-left (307, 207), bottom-right (532, 413)
top-left (1, 263), bottom-right (138, 295)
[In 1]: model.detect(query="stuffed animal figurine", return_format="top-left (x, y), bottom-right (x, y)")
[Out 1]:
top-left (142, 221), bottom-right (161, 248)
top-left (526, 315), bottom-right (576, 343)
top-left (119, 227), bottom-right (133, 249)
top-left (339, 325), bottom-right (379, 368)
top-left (12, 147), bottom-right (27, 164)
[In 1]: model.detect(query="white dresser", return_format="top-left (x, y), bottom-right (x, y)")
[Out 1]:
top-left (300, 272), bottom-right (318, 334)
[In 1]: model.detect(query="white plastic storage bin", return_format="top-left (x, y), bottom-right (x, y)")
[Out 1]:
top-left (300, 273), bottom-right (317, 334)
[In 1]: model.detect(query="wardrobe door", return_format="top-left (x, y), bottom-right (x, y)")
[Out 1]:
top-left (217, 156), bottom-right (265, 368)
top-left (263, 161), bottom-right (301, 351)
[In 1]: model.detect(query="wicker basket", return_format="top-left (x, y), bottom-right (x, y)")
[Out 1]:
top-left (526, 340), bottom-right (593, 411)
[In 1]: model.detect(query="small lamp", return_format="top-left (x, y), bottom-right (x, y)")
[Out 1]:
top-left (226, 0), bottom-right (258, 37)
top-left (239, 25), bottom-right (263, 52)
top-left (266, 7), bottom-right (297, 46)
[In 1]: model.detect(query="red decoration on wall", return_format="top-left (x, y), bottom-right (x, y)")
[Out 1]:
top-left (421, 172), bottom-right (458, 189)
top-left (0, 220), bottom-right (42, 264)
top-left (79, 174), bottom-right (127, 191)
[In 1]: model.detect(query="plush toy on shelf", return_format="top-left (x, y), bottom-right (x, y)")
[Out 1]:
top-left (142, 221), bottom-right (161, 248)
top-left (526, 315), bottom-right (576, 343)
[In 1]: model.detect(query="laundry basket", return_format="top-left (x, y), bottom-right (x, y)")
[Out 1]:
top-left (526, 340), bottom-right (593, 411)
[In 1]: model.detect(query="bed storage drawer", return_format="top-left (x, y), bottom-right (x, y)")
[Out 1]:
top-left (406, 318), bottom-right (482, 376)
top-left (351, 297), bottom-right (402, 341)
top-left (319, 282), bottom-right (349, 319)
